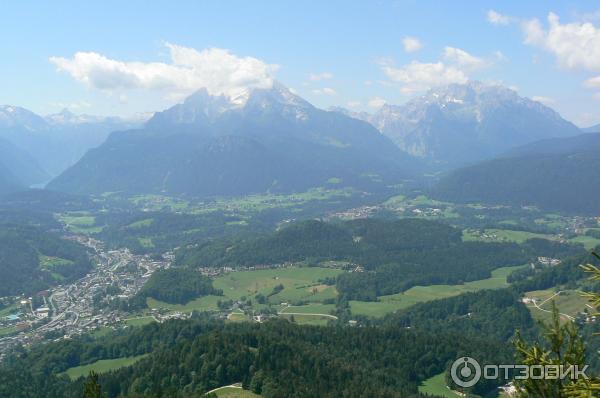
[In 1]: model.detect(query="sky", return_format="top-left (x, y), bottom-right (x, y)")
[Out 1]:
top-left (2, 0), bottom-right (600, 126)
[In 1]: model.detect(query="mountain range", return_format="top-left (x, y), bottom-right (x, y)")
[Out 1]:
top-left (0, 164), bottom-right (21, 197)
top-left (0, 136), bottom-right (48, 186)
top-left (2, 81), bottom-right (590, 199)
top-left (0, 105), bottom-right (143, 181)
top-left (48, 83), bottom-right (416, 197)
top-left (334, 82), bottom-right (581, 168)
top-left (583, 123), bottom-right (600, 133)
top-left (432, 132), bottom-right (600, 214)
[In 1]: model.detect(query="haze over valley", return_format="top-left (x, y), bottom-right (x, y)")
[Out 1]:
top-left (1, 2), bottom-right (600, 397)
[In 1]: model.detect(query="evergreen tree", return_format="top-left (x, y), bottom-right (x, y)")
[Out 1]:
top-left (515, 252), bottom-right (600, 397)
top-left (83, 371), bottom-right (105, 398)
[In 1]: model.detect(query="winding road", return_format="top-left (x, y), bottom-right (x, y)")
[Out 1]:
top-left (529, 290), bottom-right (575, 321)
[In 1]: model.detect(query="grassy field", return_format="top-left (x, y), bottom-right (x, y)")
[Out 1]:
top-left (278, 304), bottom-right (337, 325)
top-left (127, 188), bottom-right (357, 216)
top-left (201, 188), bottom-right (356, 214)
top-left (0, 303), bottom-right (19, 318)
top-left (534, 214), bottom-right (570, 230)
top-left (129, 194), bottom-right (190, 212)
top-left (147, 295), bottom-right (223, 313)
top-left (213, 387), bottom-right (261, 398)
top-left (124, 316), bottom-right (156, 327)
top-left (350, 265), bottom-right (526, 318)
top-left (227, 312), bottom-right (249, 322)
top-left (0, 326), bottom-right (18, 337)
top-left (137, 237), bottom-right (155, 248)
top-left (213, 267), bottom-right (342, 304)
top-left (418, 372), bottom-right (460, 397)
top-left (524, 289), bottom-right (591, 324)
top-left (147, 263), bottom-right (524, 320)
top-left (39, 255), bottom-right (74, 268)
top-left (382, 194), bottom-right (459, 219)
top-left (570, 235), bottom-right (600, 250)
top-left (59, 213), bottom-right (103, 234)
top-left (146, 268), bottom-right (342, 325)
top-left (279, 303), bottom-right (336, 315)
top-left (90, 326), bottom-right (114, 338)
top-left (410, 195), bottom-right (446, 206)
top-left (127, 218), bottom-right (154, 229)
top-left (462, 228), bottom-right (556, 243)
top-left (42, 257), bottom-right (71, 281)
top-left (64, 355), bottom-right (148, 380)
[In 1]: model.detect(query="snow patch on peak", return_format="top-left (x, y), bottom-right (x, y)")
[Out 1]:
top-left (0, 105), bottom-right (48, 130)
top-left (148, 81), bottom-right (314, 127)
top-left (363, 81), bottom-right (580, 163)
top-left (228, 87), bottom-right (252, 107)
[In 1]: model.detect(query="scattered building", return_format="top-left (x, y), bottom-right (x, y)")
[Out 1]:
top-left (538, 257), bottom-right (561, 267)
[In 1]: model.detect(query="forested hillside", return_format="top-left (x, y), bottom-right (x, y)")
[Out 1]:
top-left (433, 144), bottom-right (600, 214)
top-left (176, 218), bottom-right (461, 267)
top-left (133, 268), bottom-right (222, 305)
top-left (0, 136), bottom-right (49, 188)
top-left (48, 85), bottom-right (417, 197)
top-left (0, 164), bottom-right (22, 197)
top-left (0, 312), bottom-right (530, 398)
top-left (177, 218), bottom-right (583, 300)
top-left (0, 225), bottom-right (91, 296)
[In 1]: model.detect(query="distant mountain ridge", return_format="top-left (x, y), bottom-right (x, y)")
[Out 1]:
top-left (503, 132), bottom-right (600, 158)
top-left (48, 83), bottom-right (417, 197)
top-left (0, 136), bottom-right (49, 186)
top-left (432, 133), bottom-right (600, 214)
top-left (583, 123), bottom-right (600, 133)
top-left (333, 82), bottom-right (581, 168)
top-left (0, 105), bottom-right (145, 179)
top-left (0, 163), bottom-right (21, 197)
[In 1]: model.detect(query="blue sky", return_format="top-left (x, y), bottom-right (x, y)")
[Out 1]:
top-left (2, 0), bottom-right (600, 126)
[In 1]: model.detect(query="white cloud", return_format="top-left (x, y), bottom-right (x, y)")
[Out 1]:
top-left (487, 10), bottom-right (513, 26)
top-left (378, 47), bottom-right (494, 93)
top-left (531, 95), bottom-right (556, 105)
top-left (584, 75), bottom-right (600, 88)
top-left (443, 46), bottom-right (487, 70)
top-left (493, 50), bottom-right (508, 62)
top-left (347, 101), bottom-right (361, 108)
top-left (50, 100), bottom-right (92, 110)
top-left (402, 37), bottom-right (423, 53)
top-left (379, 60), bottom-right (468, 91)
top-left (50, 43), bottom-right (278, 100)
top-left (521, 13), bottom-right (600, 71)
top-left (309, 72), bottom-right (333, 81)
top-left (368, 97), bottom-right (387, 108)
top-left (312, 87), bottom-right (337, 96)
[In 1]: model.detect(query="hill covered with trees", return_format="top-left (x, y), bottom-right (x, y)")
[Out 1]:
top-left (177, 218), bottom-right (582, 300)
top-left (0, 307), bottom-right (534, 398)
top-left (134, 268), bottom-right (222, 305)
top-left (0, 225), bottom-right (91, 296)
top-left (433, 135), bottom-right (600, 214)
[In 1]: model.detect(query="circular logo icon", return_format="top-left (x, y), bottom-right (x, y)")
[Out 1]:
top-left (450, 357), bottom-right (482, 388)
